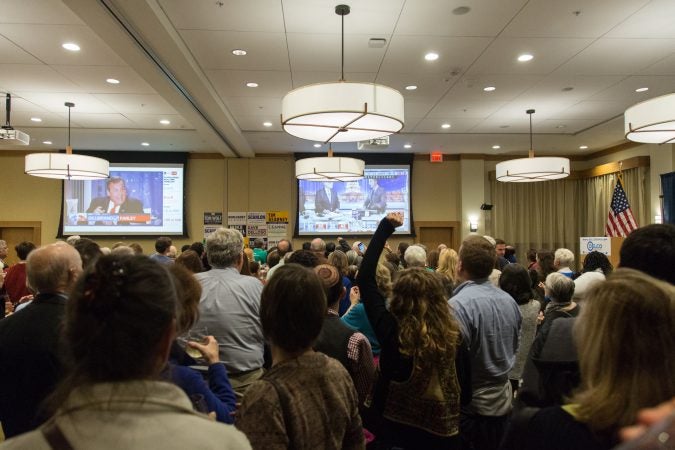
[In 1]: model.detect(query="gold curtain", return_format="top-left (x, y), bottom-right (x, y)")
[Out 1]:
top-left (490, 167), bottom-right (649, 265)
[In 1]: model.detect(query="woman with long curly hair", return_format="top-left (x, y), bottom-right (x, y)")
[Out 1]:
top-left (357, 213), bottom-right (471, 449)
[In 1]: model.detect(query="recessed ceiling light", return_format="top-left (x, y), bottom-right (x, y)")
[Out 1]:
top-left (492, 145), bottom-right (501, 149)
top-left (141, 142), bottom-right (150, 146)
top-left (62, 42), bottom-right (80, 52)
top-left (246, 82), bottom-right (259, 88)
top-left (579, 145), bottom-right (588, 150)
top-left (30, 117), bottom-right (42, 122)
top-left (441, 123), bottom-right (451, 129)
top-left (635, 87), bottom-right (649, 92)
top-left (263, 121), bottom-right (273, 127)
top-left (313, 143), bottom-right (322, 148)
top-left (106, 78), bottom-right (120, 84)
top-left (160, 119), bottom-right (171, 125)
top-left (517, 53), bottom-right (534, 62)
top-left (404, 144), bottom-right (412, 149)
top-left (424, 52), bottom-right (439, 61)
top-left (232, 49), bottom-right (247, 56)
top-left (42, 140), bottom-right (52, 145)
top-left (483, 86), bottom-right (496, 92)
top-left (405, 85), bottom-right (417, 91)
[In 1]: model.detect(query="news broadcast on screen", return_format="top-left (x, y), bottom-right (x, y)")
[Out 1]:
top-left (297, 165), bottom-right (411, 236)
top-left (62, 163), bottom-right (184, 236)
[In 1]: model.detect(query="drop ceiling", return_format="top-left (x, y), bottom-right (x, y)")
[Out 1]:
top-left (0, 0), bottom-right (673, 157)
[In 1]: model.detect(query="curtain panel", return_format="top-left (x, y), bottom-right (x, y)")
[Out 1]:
top-left (490, 167), bottom-right (649, 265)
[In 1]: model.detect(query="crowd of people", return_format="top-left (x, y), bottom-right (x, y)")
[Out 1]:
top-left (0, 219), bottom-right (673, 450)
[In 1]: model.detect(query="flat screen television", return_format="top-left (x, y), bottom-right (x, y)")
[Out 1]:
top-left (297, 162), bottom-right (412, 236)
top-left (59, 152), bottom-right (187, 237)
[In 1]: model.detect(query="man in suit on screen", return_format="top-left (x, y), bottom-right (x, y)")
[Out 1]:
top-left (86, 177), bottom-right (144, 214)
top-left (364, 177), bottom-right (387, 213)
top-left (314, 181), bottom-right (340, 214)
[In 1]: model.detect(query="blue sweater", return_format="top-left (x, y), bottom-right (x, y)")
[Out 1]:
top-left (167, 362), bottom-right (237, 424)
top-left (341, 303), bottom-right (381, 355)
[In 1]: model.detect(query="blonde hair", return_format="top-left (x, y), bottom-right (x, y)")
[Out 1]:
top-left (436, 248), bottom-right (459, 285)
top-left (572, 268), bottom-right (675, 433)
top-left (389, 268), bottom-right (460, 366)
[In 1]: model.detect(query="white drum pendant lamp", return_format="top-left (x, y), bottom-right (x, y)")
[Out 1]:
top-left (624, 93), bottom-right (675, 144)
top-left (281, 5), bottom-right (404, 143)
top-left (25, 102), bottom-right (109, 180)
top-left (496, 109), bottom-right (570, 182)
top-left (295, 147), bottom-right (365, 182)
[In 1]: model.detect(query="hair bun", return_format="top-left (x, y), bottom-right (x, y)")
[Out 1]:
top-left (314, 264), bottom-right (340, 288)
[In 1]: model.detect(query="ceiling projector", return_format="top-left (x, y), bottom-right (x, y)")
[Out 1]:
top-left (1, 93), bottom-right (30, 145)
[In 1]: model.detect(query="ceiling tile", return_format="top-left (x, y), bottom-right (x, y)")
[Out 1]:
top-left (397, 0), bottom-right (526, 37)
top-left (413, 117), bottom-right (483, 133)
top-left (179, 30), bottom-right (289, 71)
top-left (381, 36), bottom-right (492, 74)
top-left (556, 38), bottom-right (675, 75)
top-left (287, 34), bottom-right (385, 73)
top-left (224, 96), bottom-right (281, 117)
top-left (0, 0), bottom-right (83, 25)
top-left (0, 24), bottom-right (126, 66)
top-left (291, 71), bottom-right (377, 88)
top-left (68, 112), bottom-right (136, 128)
top-left (606, 0), bottom-right (675, 38)
top-left (282, 0), bottom-right (404, 35)
top-left (589, 75), bottom-right (675, 101)
top-left (124, 113), bottom-right (194, 130)
top-left (428, 99), bottom-right (509, 119)
top-left (551, 100), bottom-right (628, 120)
top-left (0, 34), bottom-right (42, 64)
top-left (502, 0), bottom-right (648, 38)
top-left (206, 70), bottom-right (292, 99)
top-left (18, 92), bottom-right (116, 113)
top-left (466, 37), bottom-right (594, 75)
top-left (641, 54), bottom-right (675, 75)
top-left (0, 64), bottom-right (80, 92)
top-left (93, 94), bottom-right (178, 115)
top-left (159, 0), bottom-right (285, 32)
top-left (51, 66), bottom-right (157, 94)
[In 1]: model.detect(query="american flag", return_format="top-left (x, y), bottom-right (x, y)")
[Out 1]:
top-left (605, 176), bottom-right (638, 237)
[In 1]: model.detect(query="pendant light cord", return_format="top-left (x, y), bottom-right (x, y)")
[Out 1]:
top-left (341, 12), bottom-right (345, 81)
top-left (67, 105), bottom-right (71, 147)
top-left (335, 5), bottom-right (350, 82)
top-left (527, 108), bottom-right (535, 158)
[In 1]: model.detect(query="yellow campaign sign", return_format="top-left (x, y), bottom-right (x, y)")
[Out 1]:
top-left (266, 211), bottom-right (289, 223)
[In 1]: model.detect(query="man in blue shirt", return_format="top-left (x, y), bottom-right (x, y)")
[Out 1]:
top-left (450, 235), bottom-right (522, 450)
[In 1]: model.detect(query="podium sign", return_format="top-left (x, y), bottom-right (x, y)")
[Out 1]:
top-left (580, 237), bottom-right (611, 255)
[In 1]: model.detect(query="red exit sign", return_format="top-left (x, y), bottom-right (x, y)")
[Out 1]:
top-left (430, 151), bottom-right (443, 163)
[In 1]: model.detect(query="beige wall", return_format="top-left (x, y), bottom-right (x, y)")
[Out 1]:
top-left (0, 153), bottom-right (464, 252)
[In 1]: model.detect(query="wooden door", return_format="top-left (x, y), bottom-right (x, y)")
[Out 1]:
top-left (419, 227), bottom-right (453, 252)
top-left (0, 222), bottom-right (41, 265)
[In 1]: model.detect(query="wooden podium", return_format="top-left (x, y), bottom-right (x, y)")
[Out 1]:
top-left (609, 237), bottom-right (625, 268)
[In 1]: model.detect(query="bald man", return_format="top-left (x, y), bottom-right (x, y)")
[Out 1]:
top-left (0, 242), bottom-right (82, 438)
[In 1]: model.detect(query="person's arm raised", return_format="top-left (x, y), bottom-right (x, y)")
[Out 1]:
top-left (356, 212), bottom-right (403, 344)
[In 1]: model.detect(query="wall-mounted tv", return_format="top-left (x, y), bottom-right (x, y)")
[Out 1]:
top-left (296, 154), bottom-right (413, 236)
top-left (59, 152), bottom-right (187, 237)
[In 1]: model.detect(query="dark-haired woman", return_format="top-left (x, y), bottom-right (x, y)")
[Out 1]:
top-left (0, 255), bottom-right (250, 449)
top-left (235, 263), bottom-right (364, 449)
top-left (499, 264), bottom-right (540, 393)
top-left (357, 213), bottom-right (471, 449)
top-left (573, 251), bottom-right (612, 301)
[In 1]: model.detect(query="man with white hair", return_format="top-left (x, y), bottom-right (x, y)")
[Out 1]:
top-left (194, 227), bottom-right (264, 398)
top-left (554, 248), bottom-right (575, 278)
top-left (0, 242), bottom-right (82, 437)
top-left (404, 244), bottom-right (427, 269)
top-left (310, 237), bottom-right (328, 264)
